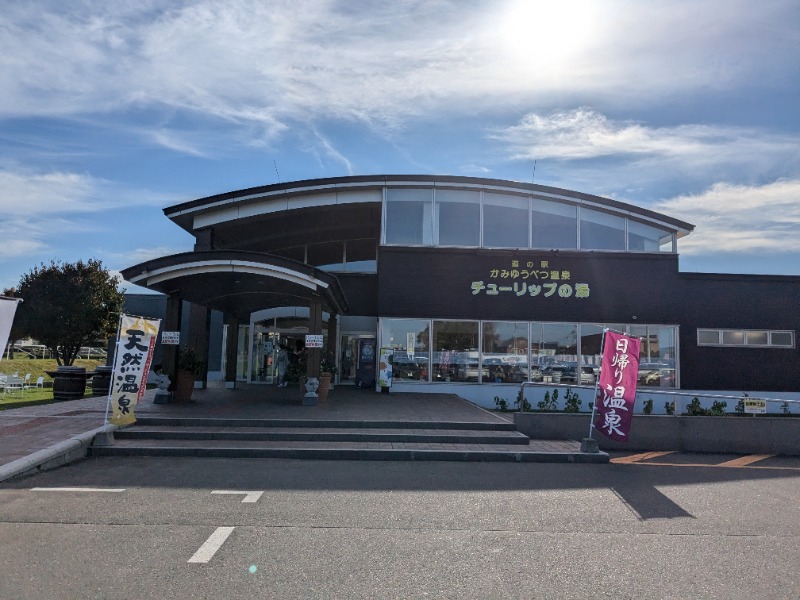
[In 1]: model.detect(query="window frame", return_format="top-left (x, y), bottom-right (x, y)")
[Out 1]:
top-left (697, 328), bottom-right (796, 348)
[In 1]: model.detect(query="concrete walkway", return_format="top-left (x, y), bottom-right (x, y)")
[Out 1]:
top-left (0, 383), bottom-right (599, 480)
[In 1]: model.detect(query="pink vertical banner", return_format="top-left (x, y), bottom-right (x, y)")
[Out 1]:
top-left (594, 330), bottom-right (641, 442)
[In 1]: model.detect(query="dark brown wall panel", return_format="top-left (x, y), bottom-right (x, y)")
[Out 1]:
top-left (377, 247), bottom-right (681, 323)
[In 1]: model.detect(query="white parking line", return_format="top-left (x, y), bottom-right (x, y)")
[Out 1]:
top-left (31, 487), bottom-right (126, 493)
top-left (188, 527), bottom-right (235, 564)
top-left (211, 490), bottom-right (263, 503)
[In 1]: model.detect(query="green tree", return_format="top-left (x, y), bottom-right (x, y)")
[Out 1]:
top-left (14, 260), bottom-right (124, 366)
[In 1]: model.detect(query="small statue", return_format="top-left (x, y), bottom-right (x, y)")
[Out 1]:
top-left (150, 370), bottom-right (171, 403)
top-left (302, 376), bottom-right (319, 405)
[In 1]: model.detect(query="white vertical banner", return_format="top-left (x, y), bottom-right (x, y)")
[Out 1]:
top-left (378, 347), bottom-right (393, 388)
top-left (0, 297), bottom-right (22, 362)
top-left (109, 314), bottom-right (161, 425)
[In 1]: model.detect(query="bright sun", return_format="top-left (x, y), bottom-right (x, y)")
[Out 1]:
top-left (497, 0), bottom-right (600, 75)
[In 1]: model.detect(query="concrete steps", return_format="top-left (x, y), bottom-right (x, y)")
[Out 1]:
top-left (91, 417), bottom-right (608, 463)
top-left (115, 426), bottom-right (530, 445)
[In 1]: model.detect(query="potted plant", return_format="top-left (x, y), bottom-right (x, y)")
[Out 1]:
top-left (318, 353), bottom-right (338, 402)
top-left (175, 346), bottom-right (203, 403)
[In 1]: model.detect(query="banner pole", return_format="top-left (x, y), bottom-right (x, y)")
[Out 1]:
top-left (104, 313), bottom-right (123, 426)
top-left (588, 328), bottom-right (608, 440)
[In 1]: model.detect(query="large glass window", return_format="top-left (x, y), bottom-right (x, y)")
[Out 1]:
top-left (384, 186), bottom-right (679, 254)
top-left (641, 325), bottom-right (677, 387)
top-left (435, 189), bottom-right (480, 246)
top-left (579, 323), bottom-right (604, 372)
top-left (580, 208), bottom-right (625, 250)
top-left (532, 199), bottom-right (577, 249)
top-left (237, 325), bottom-right (250, 380)
top-left (628, 220), bottom-right (673, 252)
top-left (385, 188), bottom-right (433, 245)
top-left (432, 320), bottom-right (480, 382)
top-left (381, 319), bottom-right (430, 381)
top-left (483, 193), bottom-right (529, 248)
top-left (482, 322), bottom-right (529, 383)
top-left (380, 319), bottom-right (679, 388)
top-left (533, 323), bottom-right (578, 383)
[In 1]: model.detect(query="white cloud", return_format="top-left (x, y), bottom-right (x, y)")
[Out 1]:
top-left (0, 237), bottom-right (47, 260)
top-left (147, 130), bottom-right (210, 158)
top-left (0, 167), bottom-right (180, 217)
top-left (0, 167), bottom-right (184, 265)
top-left (488, 108), bottom-right (800, 204)
top-left (493, 108), bottom-right (799, 162)
top-left (304, 128), bottom-right (354, 176)
top-left (0, 0), bottom-right (796, 143)
top-left (0, 170), bottom-right (100, 216)
top-left (460, 165), bottom-right (491, 175)
top-left (105, 246), bottom-right (193, 268)
top-left (654, 179), bottom-right (800, 254)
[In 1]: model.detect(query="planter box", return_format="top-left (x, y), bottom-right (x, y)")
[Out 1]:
top-left (514, 412), bottom-right (800, 455)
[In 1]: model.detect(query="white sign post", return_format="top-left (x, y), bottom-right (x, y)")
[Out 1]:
top-left (743, 398), bottom-right (767, 414)
top-left (305, 334), bottom-right (323, 349)
top-left (161, 331), bottom-right (181, 345)
top-left (0, 297), bottom-right (22, 362)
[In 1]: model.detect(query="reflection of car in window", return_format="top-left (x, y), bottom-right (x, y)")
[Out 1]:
top-left (481, 357), bottom-right (537, 383)
top-left (457, 361), bottom-right (489, 382)
top-left (482, 358), bottom-right (506, 382)
top-left (637, 362), bottom-right (675, 387)
top-left (637, 362), bottom-right (676, 387)
top-left (392, 355), bottom-right (428, 380)
top-left (543, 363), bottom-right (595, 385)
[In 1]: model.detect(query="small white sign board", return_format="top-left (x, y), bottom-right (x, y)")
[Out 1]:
top-left (743, 398), bottom-right (767, 414)
top-left (161, 331), bottom-right (181, 345)
top-left (406, 332), bottom-right (415, 360)
top-left (305, 334), bottom-right (323, 348)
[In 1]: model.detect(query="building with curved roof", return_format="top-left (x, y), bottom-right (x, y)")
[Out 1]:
top-left (122, 175), bottom-right (799, 404)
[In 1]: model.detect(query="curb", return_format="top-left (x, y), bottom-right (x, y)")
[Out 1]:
top-left (90, 445), bottom-right (610, 463)
top-left (0, 424), bottom-right (119, 483)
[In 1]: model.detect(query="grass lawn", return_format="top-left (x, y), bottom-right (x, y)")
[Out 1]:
top-left (1, 359), bottom-right (106, 410)
top-left (0, 388), bottom-right (101, 410)
top-left (0, 357), bottom-right (105, 383)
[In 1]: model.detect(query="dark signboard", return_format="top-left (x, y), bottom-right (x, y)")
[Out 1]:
top-left (377, 247), bottom-right (680, 323)
top-left (355, 337), bottom-right (377, 388)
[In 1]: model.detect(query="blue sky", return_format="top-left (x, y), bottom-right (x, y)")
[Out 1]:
top-left (1, 0), bottom-right (798, 293)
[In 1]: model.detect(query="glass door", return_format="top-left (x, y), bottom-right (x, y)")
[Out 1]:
top-left (339, 333), bottom-right (376, 384)
top-left (339, 335), bottom-right (359, 384)
top-left (250, 327), bottom-right (280, 383)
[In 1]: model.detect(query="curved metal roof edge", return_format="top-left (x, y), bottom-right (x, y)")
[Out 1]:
top-left (119, 250), bottom-right (349, 314)
top-left (162, 174), bottom-right (695, 234)
top-left (122, 250), bottom-right (334, 284)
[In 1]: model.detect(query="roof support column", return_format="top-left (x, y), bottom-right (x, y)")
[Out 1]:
top-left (327, 313), bottom-right (338, 378)
top-left (188, 302), bottom-right (210, 388)
top-left (163, 292), bottom-right (182, 391)
top-left (307, 296), bottom-right (323, 379)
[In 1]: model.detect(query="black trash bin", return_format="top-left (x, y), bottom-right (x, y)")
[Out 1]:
top-left (92, 365), bottom-right (113, 397)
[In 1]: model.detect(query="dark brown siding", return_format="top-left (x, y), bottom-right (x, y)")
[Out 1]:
top-left (376, 247), bottom-right (800, 392)
top-left (677, 273), bottom-right (800, 391)
top-left (338, 273), bottom-right (379, 316)
top-left (377, 247), bottom-right (681, 323)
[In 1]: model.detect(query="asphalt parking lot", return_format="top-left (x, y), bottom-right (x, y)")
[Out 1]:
top-left (1, 453), bottom-right (799, 599)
